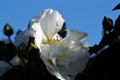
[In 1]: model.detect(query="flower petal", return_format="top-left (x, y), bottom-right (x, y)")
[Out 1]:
top-left (41, 57), bottom-right (65, 80)
top-left (14, 29), bottom-right (34, 47)
top-left (41, 43), bottom-right (62, 59)
top-left (59, 30), bottom-right (88, 49)
top-left (41, 31), bottom-right (89, 80)
top-left (67, 30), bottom-right (88, 42)
top-left (56, 40), bottom-right (89, 76)
top-left (31, 8), bottom-right (64, 40)
top-left (29, 22), bottom-right (47, 49)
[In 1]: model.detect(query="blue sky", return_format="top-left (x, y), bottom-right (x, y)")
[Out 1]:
top-left (0, 0), bottom-right (120, 46)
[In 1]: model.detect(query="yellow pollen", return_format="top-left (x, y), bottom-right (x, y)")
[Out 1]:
top-left (48, 35), bottom-right (61, 45)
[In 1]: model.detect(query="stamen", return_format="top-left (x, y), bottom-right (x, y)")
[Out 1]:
top-left (48, 35), bottom-right (61, 45)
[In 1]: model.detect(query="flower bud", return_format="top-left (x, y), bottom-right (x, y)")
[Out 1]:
top-left (3, 23), bottom-right (14, 37)
top-left (102, 16), bottom-right (113, 31)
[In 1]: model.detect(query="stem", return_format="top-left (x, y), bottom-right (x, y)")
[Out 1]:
top-left (8, 36), bottom-right (11, 43)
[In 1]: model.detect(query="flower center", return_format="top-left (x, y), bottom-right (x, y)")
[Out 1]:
top-left (42, 34), bottom-right (61, 45)
top-left (48, 35), bottom-right (61, 45)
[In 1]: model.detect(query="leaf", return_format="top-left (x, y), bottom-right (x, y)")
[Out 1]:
top-left (0, 40), bottom-right (16, 63)
top-left (114, 15), bottom-right (120, 30)
top-left (5, 43), bottom-right (17, 62)
top-left (58, 22), bottom-right (67, 38)
top-left (0, 40), bottom-right (6, 61)
top-left (112, 3), bottom-right (120, 10)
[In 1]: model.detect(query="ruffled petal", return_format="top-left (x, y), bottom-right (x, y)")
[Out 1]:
top-left (67, 30), bottom-right (88, 42)
top-left (41, 43), bottom-right (62, 59)
top-left (29, 22), bottom-right (47, 49)
top-left (40, 30), bottom-right (89, 80)
top-left (56, 40), bottom-right (89, 76)
top-left (31, 8), bottom-right (64, 40)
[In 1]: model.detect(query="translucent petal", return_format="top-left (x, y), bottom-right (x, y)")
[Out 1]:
top-left (56, 41), bottom-right (89, 76)
top-left (60, 30), bottom-right (88, 48)
top-left (41, 57), bottom-right (65, 80)
top-left (67, 30), bottom-right (88, 41)
top-left (41, 43), bottom-right (62, 59)
top-left (29, 22), bottom-right (47, 49)
top-left (41, 36), bottom-right (89, 80)
top-left (14, 29), bottom-right (34, 47)
top-left (31, 8), bottom-right (64, 40)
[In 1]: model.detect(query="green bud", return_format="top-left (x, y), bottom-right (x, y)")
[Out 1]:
top-left (102, 16), bottom-right (113, 31)
top-left (104, 31), bottom-right (110, 35)
top-left (3, 23), bottom-right (14, 36)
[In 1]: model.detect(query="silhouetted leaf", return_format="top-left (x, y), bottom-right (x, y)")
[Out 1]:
top-left (114, 15), bottom-right (120, 30)
top-left (58, 22), bottom-right (67, 38)
top-left (113, 3), bottom-right (120, 10)
top-left (102, 16), bottom-right (113, 32)
top-left (5, 43), bottom-right (17, 62)
top-left (0, 40), bottom-right (6, 61)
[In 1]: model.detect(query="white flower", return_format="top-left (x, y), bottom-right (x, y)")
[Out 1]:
top-left (14, 8), bottom-right (89, 80)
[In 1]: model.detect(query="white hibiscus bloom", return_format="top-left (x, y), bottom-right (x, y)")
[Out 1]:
top-left (14, 8), bottom-right (89, 80)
